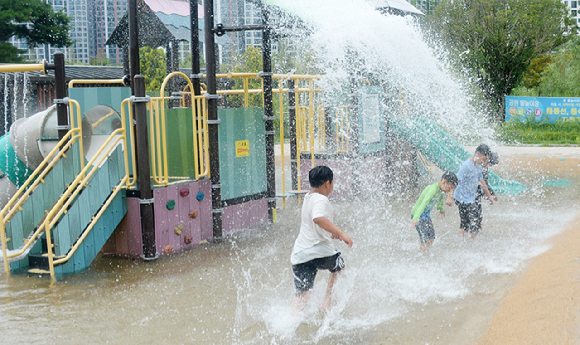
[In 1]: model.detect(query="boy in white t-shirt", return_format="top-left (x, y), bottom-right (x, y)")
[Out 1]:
top-left (291, 166), bottom-right (353, 312)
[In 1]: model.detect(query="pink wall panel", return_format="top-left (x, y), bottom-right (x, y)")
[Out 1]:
top-left (222, 198), bottom-right (268, 234)
top-left (153, 188), bottom-right (169, 255)
top-left (166, 185), bottom-right (182, 252)
top-left (103, 197), bottom-right (143, 258)
top-left (185, 181), bottom-right (202, 245)
top-left (153, 180), bottom-right (213, 256)
top-left (198, 179), bottom-right (213, 241)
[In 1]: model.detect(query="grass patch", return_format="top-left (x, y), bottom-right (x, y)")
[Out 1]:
top-left (497, 120), bottom-right (580, 145)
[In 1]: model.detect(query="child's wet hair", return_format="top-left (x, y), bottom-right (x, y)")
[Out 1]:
top-left (475, 143), bottom-right (492, 156)
top-left (309, 166), bottom-right (333, 188)
top-left (442, 171), bottom-right (458, 186)
top-left (489, 152), bottom-right (499, 165)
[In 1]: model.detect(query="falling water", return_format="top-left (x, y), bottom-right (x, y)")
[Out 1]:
top-left (1, 1), bottom-right (579, 344)
top-left (22, 72), bottom-right (30, 168)
top-left (272, 0), bottom-right (494, 143)
top-left (3, 73), bottom-right (9, 136)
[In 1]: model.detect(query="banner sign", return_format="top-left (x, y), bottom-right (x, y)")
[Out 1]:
top-left (505, 96), bottom-right (580, 122)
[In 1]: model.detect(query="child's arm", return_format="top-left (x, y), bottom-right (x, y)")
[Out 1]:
top-left (313, 217), bottom-right (353, 247)
top-left (445, 188), bottom-right (455, 206)
top-left (479, 179), bottom-right (495, 205)
top-left (436, 194), bottom-right (446, 217)
top-left (485, 181), bottom-right (498, 201)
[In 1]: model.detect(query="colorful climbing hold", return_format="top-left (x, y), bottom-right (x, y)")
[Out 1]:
top-left (174, 224), bottom-right (184, 235)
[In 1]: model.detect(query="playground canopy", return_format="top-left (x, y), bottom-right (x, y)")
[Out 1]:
top-left (106, 0), bottom-right (233, 50)
top-left (367, 0), bottom-right (424, 15)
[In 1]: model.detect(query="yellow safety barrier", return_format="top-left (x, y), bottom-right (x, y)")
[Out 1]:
top-left (149, 72), bottom-right (210, 186)
top-left (0, 99), bottom-right (85, 276)
top-left (152, 71), bottom-right (347, 208)
top-left (336, 106), bottom-right (350, 154)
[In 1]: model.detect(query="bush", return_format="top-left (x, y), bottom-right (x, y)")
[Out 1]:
top-left (497, 119), bottom-right (580, 145)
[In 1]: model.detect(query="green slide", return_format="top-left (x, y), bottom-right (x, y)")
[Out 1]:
top-left (390, 116), bottom-right (528, 195)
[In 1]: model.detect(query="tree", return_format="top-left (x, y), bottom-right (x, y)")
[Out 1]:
top-left (0, 0), bottom-right (72, 62)
top-left (139, 46), bottom-right (166, 92)
top-left (428, 0), bottom-right (576, 120)
top-left (537, 36), bottom-right (580, 97)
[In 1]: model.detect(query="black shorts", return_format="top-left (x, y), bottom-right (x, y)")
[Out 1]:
top-left (292, 252), bottom-right (345, 295)
top-left (455, 200), bottom-right (482, 233)
top-left (415, 217), bottom-right (435, 243)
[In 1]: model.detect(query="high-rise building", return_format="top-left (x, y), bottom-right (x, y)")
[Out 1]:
top-left (9, 0), bottom-right (92, 64)
top-left (562, 0), bottom-right (580, 28)
top-left (408, 0), bottom-right (438, 14)
top-left (92, 0), bottom-right (128, 64)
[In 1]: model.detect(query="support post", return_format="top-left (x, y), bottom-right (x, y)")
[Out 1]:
top-left (204, 0), bottom-right (223, 238)
top-left (122, 48), bottom-right (130, 76)
top-left (128, 0), bottom-right (140, 92)
top-left (190, 0), bottom-right (201, 96)
top-left (287, 79), bottom-right (298, 191)
top-left (53, 52), bottom-right (68, 140)
top-left (261, 11), bottom-right (276, 222)
top-left (133, 76), bottom-right (156, 259)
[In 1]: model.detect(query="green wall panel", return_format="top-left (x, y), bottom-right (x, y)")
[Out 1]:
top-left (218, 108), bottom-right (267, 200)
top-left (164, 108), bottom-right (196, 179)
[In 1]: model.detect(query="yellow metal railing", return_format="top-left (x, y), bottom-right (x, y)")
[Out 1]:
top-left (0, 61), bottom-right (47, 74)
top-left (168, 72), bottom-right (351, 203)
top-left (44, 125), bottom-right (129, 282)
top-left (149, 72), bottom-right (210, 186)
top-left (336, 106), bottom-right (350, 154)
top-left (121, 99), bottom-right (138, 188)
top-left (0, 99), bottom-right (85, 276)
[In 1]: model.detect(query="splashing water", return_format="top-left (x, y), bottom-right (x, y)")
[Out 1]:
top-left (271, 0), bottom-right (494, 143)
top-left (1, 2), bottom-right (579, 345)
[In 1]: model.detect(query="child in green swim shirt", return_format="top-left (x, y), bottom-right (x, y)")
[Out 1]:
top-left (411, 171), bottom-right (458, 251)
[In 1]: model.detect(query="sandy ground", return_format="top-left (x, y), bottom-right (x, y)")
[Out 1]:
top-left (475, 146), bottom-right (580, 344)
top-left (477, 215), bottom-right (580, 344)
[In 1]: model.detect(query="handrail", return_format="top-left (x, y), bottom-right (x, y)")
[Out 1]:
top-left (43, 128), bottom-right (128, 282)
top-left (68, 78), bottom-right (127, 88)
top-left (120, 99), bottom-right (138, 187)
top-left (336, 106), bottom-right (350, 154)
top-left (52, 176), bottom-right (128, 269)
top-left (317, 104), bottom-right (326, 151)
top-left (0, 99), bottom-right (85, 275)
top-left (0, 61), bottom-right (47, 74)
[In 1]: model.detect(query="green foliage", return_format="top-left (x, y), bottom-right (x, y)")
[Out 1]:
top-left (512, 37), bottom-right (580, 97)
top-left (521, 55), bottom-right (554, 89)
top-left (0, 0), bottom-right (72, 62)
top-left (537, 36), bottom-right (580, 97)
top-left (497, 118), bottom-right (580, 145)
top-left (140, 47), bottom-right (166, 92)
top-left (428, 0), bottom-right (575, 121)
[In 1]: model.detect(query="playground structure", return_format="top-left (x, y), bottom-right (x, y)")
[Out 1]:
top-left (0, 56), bottom-right (336, 281)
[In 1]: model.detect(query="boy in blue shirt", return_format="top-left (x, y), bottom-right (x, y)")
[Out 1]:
top-left (453, 144), bottom-right (495, 238)
top-left (411, 171), bottom-right (458, 251)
